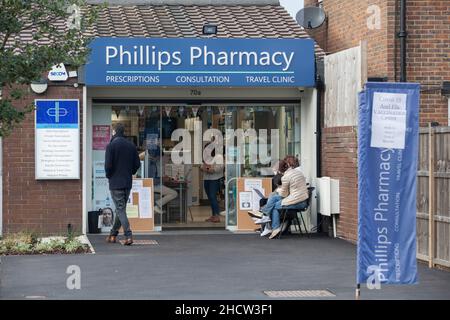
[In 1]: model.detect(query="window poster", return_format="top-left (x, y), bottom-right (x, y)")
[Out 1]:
top-left (239, 191), bottom-right (252, 210)
top-left (93, 125), bottom-right (111, 150)
top-left (93, 161), bottom-right (114, 211)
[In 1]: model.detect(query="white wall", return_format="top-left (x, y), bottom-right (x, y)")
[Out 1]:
top-left (300, 88), bottom-right (318, 229)
top-left (448, 98), bottom-right (450, 126)
top-left (84, 94), bottom-right (93, 234)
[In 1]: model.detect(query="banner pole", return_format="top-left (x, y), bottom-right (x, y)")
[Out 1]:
top-left (355, 283), bottom-right (361, 300)
top-left (428, 123), bottom-right (435, 268)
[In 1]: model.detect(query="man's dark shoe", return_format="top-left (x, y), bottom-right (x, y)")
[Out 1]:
top-left (106, 235), bottom-right (117, 243)
top-left (123, 237), bottom-right (133, 246)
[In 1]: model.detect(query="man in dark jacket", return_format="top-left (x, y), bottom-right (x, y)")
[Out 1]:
top-left (105, 123), bottom-right (140, 245)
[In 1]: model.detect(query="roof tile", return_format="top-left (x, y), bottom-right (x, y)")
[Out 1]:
top-left (9, 4), bottom-right (324, 58)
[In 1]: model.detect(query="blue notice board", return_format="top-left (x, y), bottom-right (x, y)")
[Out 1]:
top-left (35, 99), bottom-right (80, 180)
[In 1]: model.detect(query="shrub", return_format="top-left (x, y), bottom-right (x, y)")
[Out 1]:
top-left (65, 239), bottom-right (85, 254)
top-left (47, 239), bottom-right (66, 253)
top-left (0, 234), bottom-right (90, 255)
top-left (15, 242), bottom-right (33, 254)
top-left (0, 243), bottom-right (7, 255)
top-left (34, 242), bottom-right (53, 254)
top-left (10, 232), bottom-right (37, 245)
top-left (1, 237), bottom-right (17, 251)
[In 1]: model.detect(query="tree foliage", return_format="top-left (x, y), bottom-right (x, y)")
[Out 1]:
top-left (0, 0), bottom-right (98, 137)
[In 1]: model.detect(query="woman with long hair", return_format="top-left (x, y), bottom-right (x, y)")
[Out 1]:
top-left (251, 155), bottom-right (309, 239)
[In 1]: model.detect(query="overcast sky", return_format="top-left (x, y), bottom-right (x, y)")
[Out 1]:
top-left (280, 0), bottom-right (304, 18)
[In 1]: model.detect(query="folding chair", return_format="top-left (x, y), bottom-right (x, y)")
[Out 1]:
top-left (278, 187), bottom-right (315, 239)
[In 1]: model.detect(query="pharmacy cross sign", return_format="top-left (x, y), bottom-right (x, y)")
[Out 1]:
top-left (36, 100), bottom-right (78, 128)
top-left (46, 101), bottom-right (69, 123)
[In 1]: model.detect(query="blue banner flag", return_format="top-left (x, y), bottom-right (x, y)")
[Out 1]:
top-left (357, 82), bottom-right (420, 285)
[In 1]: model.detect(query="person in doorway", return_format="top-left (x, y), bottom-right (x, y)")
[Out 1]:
top-left (201, 142), bottom-right (224, 223)
top-left (105, 123), bottom-right (141, 246)
top-left (251, 155), bottom-right (309, 239)
top-left (139, 144), bottom-right (178, 214)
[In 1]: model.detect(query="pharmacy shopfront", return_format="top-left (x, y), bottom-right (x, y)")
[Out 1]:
top-left (82, 37), bottom-right (319, 234)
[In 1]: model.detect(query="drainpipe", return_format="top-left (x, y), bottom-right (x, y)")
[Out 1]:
top-left (316, 80), bottom-right (322, 179)
top-left (398, 0), bottom-right (407, 82)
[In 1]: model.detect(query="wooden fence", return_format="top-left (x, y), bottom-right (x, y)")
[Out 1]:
top-left (417, 126), bottom-right (450, 269)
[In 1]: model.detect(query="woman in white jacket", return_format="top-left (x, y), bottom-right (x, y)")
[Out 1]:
top-left (255, 155), bottom-right (309, 239)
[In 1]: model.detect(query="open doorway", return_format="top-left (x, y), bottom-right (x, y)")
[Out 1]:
top-left (156, 105), bottom-right (226, 229)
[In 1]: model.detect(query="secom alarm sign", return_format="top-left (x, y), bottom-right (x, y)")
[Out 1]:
top-left (85, 37), bottom-right (316, 87)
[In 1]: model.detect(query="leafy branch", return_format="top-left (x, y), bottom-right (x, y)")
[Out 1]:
top-left (0, 0), bottom-right (99, 137)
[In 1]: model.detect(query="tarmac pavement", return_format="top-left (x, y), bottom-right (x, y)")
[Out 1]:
top-left (0, 232), bottom-right (449, 300)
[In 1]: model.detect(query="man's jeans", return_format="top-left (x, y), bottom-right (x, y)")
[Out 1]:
top-left (110, 189), bottom-right (132, 237)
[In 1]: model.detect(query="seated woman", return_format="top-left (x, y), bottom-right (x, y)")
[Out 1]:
top-left (253, 155), bottom-right (309, 239)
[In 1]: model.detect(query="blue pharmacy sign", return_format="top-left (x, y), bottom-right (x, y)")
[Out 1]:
top-left (85, 37), bottom-right (316, 87)
top-left (357, 82), bottom-right (420, 285)
top-left (35, 100), bottom-right (79, 128)
top-left (35, 100), bottom-right (80, 180)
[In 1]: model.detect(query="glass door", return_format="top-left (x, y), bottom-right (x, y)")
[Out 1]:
top-left (224, 106), bottom-right (239, 229)
top-left (159, 105), bottom-right (226, 229)
top-left (141, 105), bottom-right (164, 231)
top-left (223, 104), bottom-right (301, 230)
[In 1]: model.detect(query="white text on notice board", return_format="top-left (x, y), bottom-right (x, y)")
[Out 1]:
top-left (370, 92), bottom-right (407, 150)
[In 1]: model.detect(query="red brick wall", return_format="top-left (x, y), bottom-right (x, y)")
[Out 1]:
top-left (304, 0), bottom-right (390, 79)
top-left (306, 0), bottom-right (449, 125)
top-left (401, 0), bottom-right (449, 126)
top-left (2, 84), bottom-right (83, 236)
top-left (321, 126), bottom-right (358, 242)
top-left (308, 0), bottom-right (449, 242)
